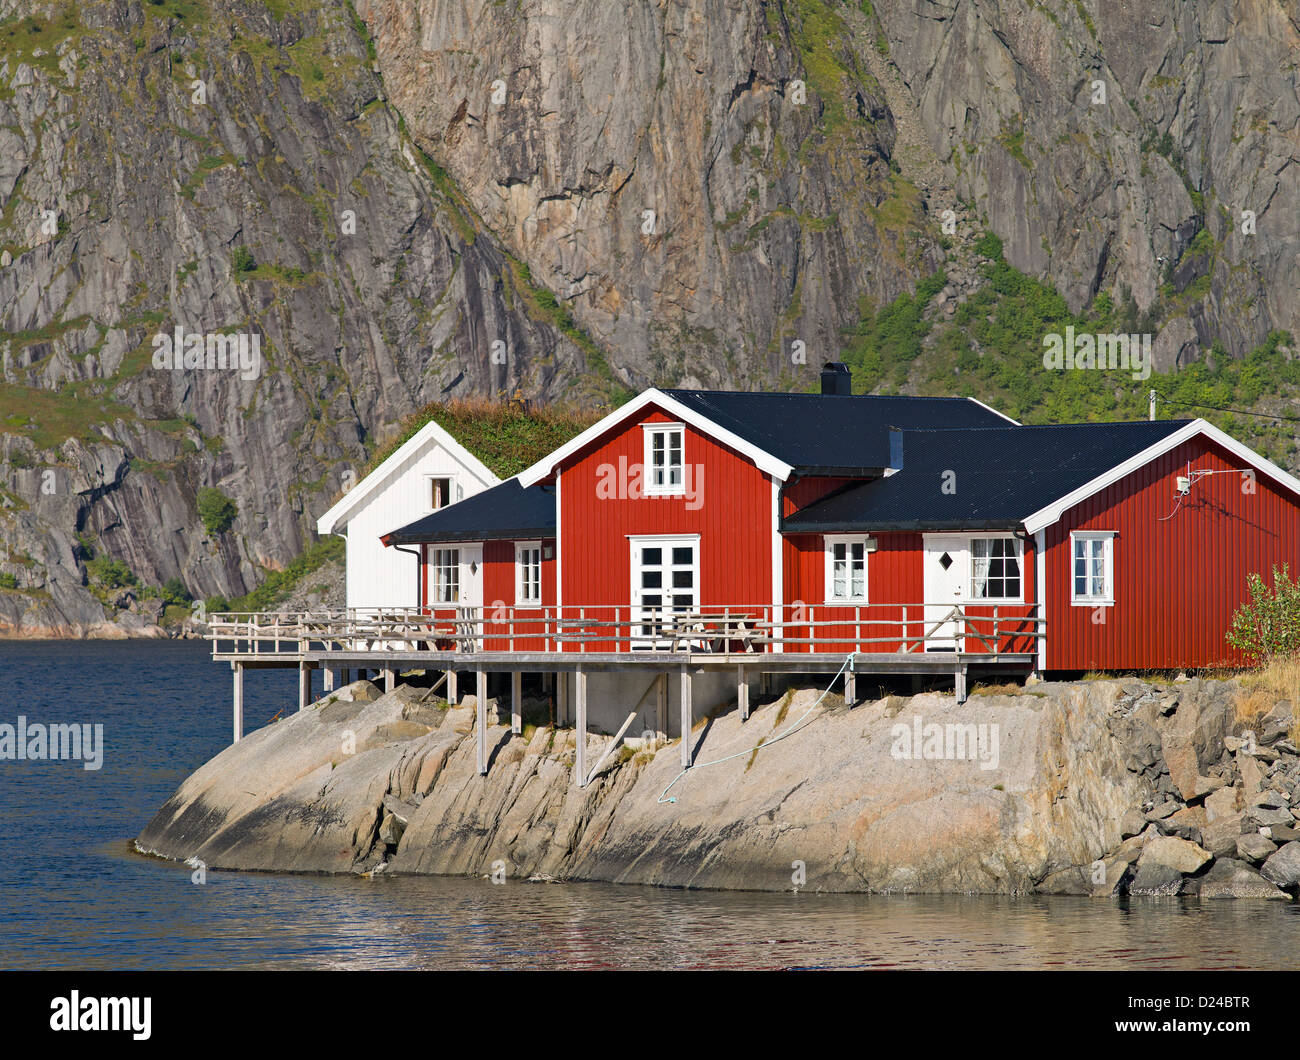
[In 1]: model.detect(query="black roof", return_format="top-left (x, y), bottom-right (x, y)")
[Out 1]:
top-left (783, 420), bottom-right (1188, 532)
top-left (382, 478), bottom-right (555, 545)
top-left (659, 390), bottom-right (1013, 474)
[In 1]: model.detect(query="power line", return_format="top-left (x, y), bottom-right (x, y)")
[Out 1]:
top-left (1155, 395), bottom-right (1300, 423)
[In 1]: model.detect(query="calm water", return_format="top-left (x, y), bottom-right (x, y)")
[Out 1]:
top-left (1, 639), bottom-right (1298, 970)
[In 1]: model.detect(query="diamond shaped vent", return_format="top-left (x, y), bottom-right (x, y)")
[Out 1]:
top-left (938, 552), bottom-right (953, 571)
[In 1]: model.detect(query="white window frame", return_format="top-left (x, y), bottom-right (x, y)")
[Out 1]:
top-left (515, 540), bottom-right (542, 607)
top-left (824, 535), bottom-right (870, 604)
top-left (1070, 531), bottom-right (1115, 606)
top-left (642, 423), bottom-right (686, 497)
top-left (431, 547), bottom-right (460, 604)
top-left (967, 534), bottom-right (1025, 604)
top-left (425, 474), bottom-right (459, 512)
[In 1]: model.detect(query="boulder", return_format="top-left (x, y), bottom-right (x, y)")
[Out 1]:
top-left (1192, 774), bottom-right (1227, 797)
top-left (1201, 815), bottom-right (1244, 859)
top-left (1235, 833), bottom-right (1278, 865)
top-left (1145, 800), bottom-right (1180, 822)
top-left (1128, 859), bottom-right (1185, 896)
top-left (1260, 842), bottom-right (1300, 888)
top-left (1197, 859), bottom-right (1291, 900)
top-left (1245, 804), bottom-right (1293, 829)
top-left (1140, 835), bottom-right (1212, 874)
top-left (1163, 805), bottom-right (1205, 843)
top-left (1267, 825), bottom-right (1300, 844)
top-left (1204, 786), bottom-right (1240, 821)
top-left (1119, 808), bottom-right (1147, 839)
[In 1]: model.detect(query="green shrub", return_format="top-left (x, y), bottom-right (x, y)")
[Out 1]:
top-left (197, 487), bottom-right (238, 535)
top-left (86, 556), bottom-right (137, 588)
top-left (231, 246), bottom-right (256, 275)
top-left (161, 577), bottom-right (193, 606)
top-left (0, 572), bottom-right (17, 590)
top-left (1226, 564), bottom-right (1300, 661)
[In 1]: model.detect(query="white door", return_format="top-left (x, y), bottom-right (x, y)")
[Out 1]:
top-left (923, 535), bottom-right (966, 652)
top-left (459, 544), bottom-right (484, 608)
top-left (630, 536), bottom-right (699, 649)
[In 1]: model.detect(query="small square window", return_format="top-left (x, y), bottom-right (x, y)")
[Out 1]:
top-left (429, 477), bottom-right (453, 510)
top-left (1071, 532), bottom-right (1114, 605)
top-left (825, 536), bottom-right (869, 603)
top-left (643, 424), bottom-right (685, 496)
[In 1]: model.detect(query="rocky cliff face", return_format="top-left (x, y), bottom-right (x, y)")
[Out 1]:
top-left (3, 0), bottom-right (1298, 634)
top-left (134, 675), bottom-right (1300, 898)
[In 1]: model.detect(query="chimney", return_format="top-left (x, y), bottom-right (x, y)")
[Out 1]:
top-left (820, 361), bottom-right (851, 396)
top-left (889, 428), bottom-right (904, 471)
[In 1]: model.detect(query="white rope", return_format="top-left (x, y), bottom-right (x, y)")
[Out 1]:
top-left (657, 654), bottom-right (855, 804)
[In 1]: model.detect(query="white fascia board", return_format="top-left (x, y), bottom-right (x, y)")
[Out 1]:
top-left (516, 388), bottom-right (795, 486)
top-left (966, 396), bottom-right (1020, 425)
top-left (316, 419), bottom-right (501, 534)
top-left (1022, 419), bottom-right (1300, 533)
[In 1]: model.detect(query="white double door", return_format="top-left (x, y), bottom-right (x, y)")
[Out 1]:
top-left (629, 535), bottom-right (699, 648)
top-left (922, 535), bottom-right (967, 652)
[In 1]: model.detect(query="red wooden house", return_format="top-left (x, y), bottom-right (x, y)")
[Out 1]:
top-left (382, 363), bottom-right (1300, 676)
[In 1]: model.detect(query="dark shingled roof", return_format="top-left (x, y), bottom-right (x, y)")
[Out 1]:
top-left (382, 478), bottom-right (555, 545)
top-left (783, 420), bottom-right (1189, 532)
top-left (659, 390), bottom-right (1013, 474)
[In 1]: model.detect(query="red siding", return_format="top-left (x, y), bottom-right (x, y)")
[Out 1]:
top-left (1045, 435), bottom-right (1300, 670)
top-left (783, 476), bottom-right (859, 516)
top-left (558, 402), bottom-right (773, 649)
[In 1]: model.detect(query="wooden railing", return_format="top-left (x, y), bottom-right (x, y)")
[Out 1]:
top-left (206, 603), bottom-right (1043, 658)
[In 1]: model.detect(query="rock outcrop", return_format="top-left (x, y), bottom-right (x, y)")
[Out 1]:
top-left (136, 674), bottom-right (1300, 898)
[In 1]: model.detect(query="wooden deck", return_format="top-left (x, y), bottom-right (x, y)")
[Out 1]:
top-left (206, 605), bottom-right (1040, 780)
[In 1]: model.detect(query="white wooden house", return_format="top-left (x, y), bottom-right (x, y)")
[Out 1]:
top-left (316, 420), bottom-right (499, 610)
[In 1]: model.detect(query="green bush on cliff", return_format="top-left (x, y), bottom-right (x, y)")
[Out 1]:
top-left (86, 556), bottom-right (137, 589)
top-left (1226, 565), bottom-right (1300, 662)
top-left (197, 487), bottom-right (238, 535)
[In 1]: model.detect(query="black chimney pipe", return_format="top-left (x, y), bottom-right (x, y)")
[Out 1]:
top-left (820, 361), bottom-right (851, 396)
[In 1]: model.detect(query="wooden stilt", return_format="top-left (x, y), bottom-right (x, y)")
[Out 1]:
top-left (299, 663), bottom-right (311, 711)
top-left (844, 669), bottom-right (856, 707)
top-left (447, 669), bottom-right (458, 704)
top-left (232, 662), bottom-right (244, 743)
top-left (679, 666), bottom-right (693, 769)
top-left (341, 668), bottom-right (350, 686)
top-left (656, 673), bottom-right (667, 736)
top-left (954, 664), bottom-right (967, 704)
top-left (511, 671), bottom-right (523, 734)
top-left (738, 664), bottom-right (750, 721)
top-left (575, 667), bottom-right (588, 786)
top-left (384, 667), bottom-right (395, 693)
top-left (759, 671), bottom-right (770, 695)
top-left (557, 671), bottom-right (569, 725)
top-left (476, 667), bottom-right (488, 775)
top-left (323, 667), bottom-right (335, 692)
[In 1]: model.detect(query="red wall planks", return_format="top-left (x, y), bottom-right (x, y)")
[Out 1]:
top-left (1044, 435), bottom-right (1300, 670)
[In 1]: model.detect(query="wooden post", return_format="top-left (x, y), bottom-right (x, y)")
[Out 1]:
top-left (323, 667), bottom-right (335, 692)
top-left (679, 666), bottom-right (693, 769)
top-left (656, 673), bottom-right (667, 735)
top-left (299, 663), bottom-right (311, 711)
top-left (476, 668), bottom-right (488, 776)
top-left (558, 671), bottom-right (569, 725)
top-left (575, 667), bottom-right (588, 786)
top-left (447, 668), bottom-right (458, 704)
top-left (759, 671), bottom-right (770, 695)
top-left (511, 671), bottom-right (523, 734)
top-left (844, 668), bottom-right (855, 707)
top-left (232, 662), bottom-right (244, 743)
top-left (954, 664), bottom-right (967, 704)
top-left (738, 664), bottom-right (750, 721)
top-left (341, 667), bottom-right (351, 686)
top-left (384, 667), bottom-right (395, 693)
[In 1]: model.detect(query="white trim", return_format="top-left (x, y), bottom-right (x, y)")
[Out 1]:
top-left (823, 534), bottom-right (871, 605)
top-left (629, 534), bottom-right (701, 634)
top-left (317, 419), bottom-right (499, 534)
top-left (641, 422), bottom-right (687, 497)
top-left (771, 477), bottom-right (784, 653)
top-left (1034, 529), bottom-right (1047, 672)
top-left (515, 540), bottom-right (543, 607)
top-left (965, 533), bottom-right (1025, 605)
top-left (516, 389), bottom-right (795, 487)
top-left (966, 396), bottom-right (1020, 425)
top-left (1069, 531), bottom-right (1114, 606)
top-left (1023, 419), bottom-right (1300, 533)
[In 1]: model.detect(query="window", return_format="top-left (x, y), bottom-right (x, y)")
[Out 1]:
top-left (825, 536), bottom-right (869, 603)
top-left (428, 476), bottom-right (455, 511)
top-left (1071, 532), bottom-right (1114, 604)
top-left (516, 542), bottom-right (542, 606)
top-left (432, 548), bottom-right (460, 604)
top-left (970, 536), bottom-right (1022, 601)
top-left (643, 424), bottom-right (685, 495)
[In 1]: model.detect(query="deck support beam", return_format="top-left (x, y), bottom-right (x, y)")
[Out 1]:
top-left (557, 671), bottom-right (569, 726)
top-left (232, 662), bottom-right (244, 743)
top-left (679, 666), bottom-right (693, 770)
top-left (738, 664), bottom-right (749, 721)
top-left (844, 668), bottom-right (855, 707)
top-left (323, 667), bottom-right (335, 692)
top-left (511, 671), bottom-right (523, 735)
top-left (476, 667), bottom-right (488, 775)
top-left (446, 668), bottom-right (457, 705)
top-left (954, 664), bottom-right (968, 704)
top-left (298, 663), bottom-right (311, 711)
top-left (575, 667), bottom-right (588, 786)
top-left (341, 668), bottom-right (350, 686)
top-left (383, 667), bottom-right (395, 693)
